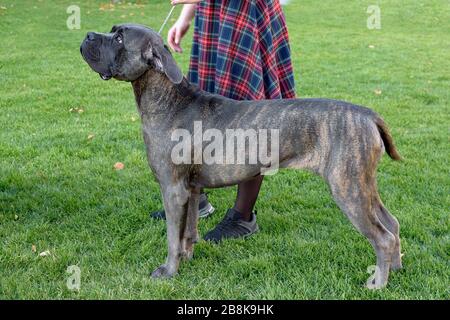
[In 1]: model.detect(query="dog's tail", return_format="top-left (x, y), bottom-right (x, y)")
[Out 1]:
top-left (375, 117), bottom-right (402, 161)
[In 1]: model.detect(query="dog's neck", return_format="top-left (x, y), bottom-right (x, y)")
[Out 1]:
top-left (131, 69), bottom-right (200, 115)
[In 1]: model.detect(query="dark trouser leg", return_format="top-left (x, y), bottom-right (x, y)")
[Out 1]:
top-left (233, 175), bottom-right (264, 221)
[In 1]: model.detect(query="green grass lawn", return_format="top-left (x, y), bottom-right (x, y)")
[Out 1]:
top-left (0, 0), bottom-right (449, 299)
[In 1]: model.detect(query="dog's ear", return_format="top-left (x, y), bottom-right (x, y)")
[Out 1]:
top-left (143, 43), bottom-right (183, 84)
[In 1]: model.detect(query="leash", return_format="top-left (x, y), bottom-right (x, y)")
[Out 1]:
top-left (158, 5), bottom-right (176, 34)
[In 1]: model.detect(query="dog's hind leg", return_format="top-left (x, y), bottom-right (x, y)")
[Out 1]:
top-left (328, 174), bottom-right (396, 289)
top-left (151, 181), bottom-right (190, 279)
top-left (373, 195), bottom-right (402, 270)
top-left (181, 188), bottom-right (200, 261)
top-left (325, 151), bottom-right (396, 290)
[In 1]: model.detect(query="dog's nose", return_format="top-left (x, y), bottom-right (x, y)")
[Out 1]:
top-left (86, 32), bottom-right (96, 41)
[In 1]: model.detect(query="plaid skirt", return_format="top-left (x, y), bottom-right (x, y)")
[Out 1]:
top-left (188, 0), bottom-right (296, 101)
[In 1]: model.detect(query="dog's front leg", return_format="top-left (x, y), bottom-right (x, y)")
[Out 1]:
top-left (181, 188), bottom-right (200, 261)
top-left (151, 182), bottom-right (190, 279)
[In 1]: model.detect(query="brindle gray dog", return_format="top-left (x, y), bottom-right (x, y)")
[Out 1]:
top-left (81, 24), bottom-right (402, 289)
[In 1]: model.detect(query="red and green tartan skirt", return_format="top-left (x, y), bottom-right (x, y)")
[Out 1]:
top-left (188, 0), bottom-right (296, 101)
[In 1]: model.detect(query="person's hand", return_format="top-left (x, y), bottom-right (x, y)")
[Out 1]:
top-left (167, 1), bottom-right (199, 53)
top-left (167, 18), bottom-right (191, 53)
top-left (171, 0), bottom-right (202, 4)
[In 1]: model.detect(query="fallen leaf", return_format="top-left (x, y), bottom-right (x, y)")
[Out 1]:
top-left (39, 250), bottom-right (51, 257)
top-left (368, 44), bottom-right (375, 49)
top-left (99, 3), bottom-right (115, 11)
top-left (87, 134), bottom-right (95, 140)
top-left (114, 162), bottom-right (125, 170)
top-left (69, 107), bottom-right (84, 114)
top-left (32, 245), bottom-right (37, 253)
top-left (14, 214), bottom-right (19, 220)
top-left (374, 89), bottom-right (382, 95)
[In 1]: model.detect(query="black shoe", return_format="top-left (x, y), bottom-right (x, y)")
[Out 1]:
top-left (150, 193), bottom-right (215, 220)
top-left (203, 208), bottom-right (259, 243)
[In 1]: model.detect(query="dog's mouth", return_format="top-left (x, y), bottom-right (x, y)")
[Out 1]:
top-left (81, 43), bottom-right (113, 81)
top-left (99, 73), bottom-right (112, 81)
top-left (99, 65), bottom-right (116, 81)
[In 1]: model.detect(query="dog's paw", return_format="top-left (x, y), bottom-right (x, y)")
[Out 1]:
top-left (151, 264), bottom-right (176, 279)
top-left (181, 249), bottom-right (194, 261)
top-left (366, 275), bottom-right (387, 290)
top-left (390, 261), bottom-right (403, 271)
top-left (390, 253), bottom-right (403, 271)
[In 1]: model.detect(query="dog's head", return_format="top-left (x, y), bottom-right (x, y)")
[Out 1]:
top-left (80, 23), bottom-right (183, 83)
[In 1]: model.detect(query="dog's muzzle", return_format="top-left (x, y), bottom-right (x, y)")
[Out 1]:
top-left (80, 32), bottom-right (113, 81)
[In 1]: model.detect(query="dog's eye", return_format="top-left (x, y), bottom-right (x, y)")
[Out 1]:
top-left (115, 34), bottom-right (123, 44)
